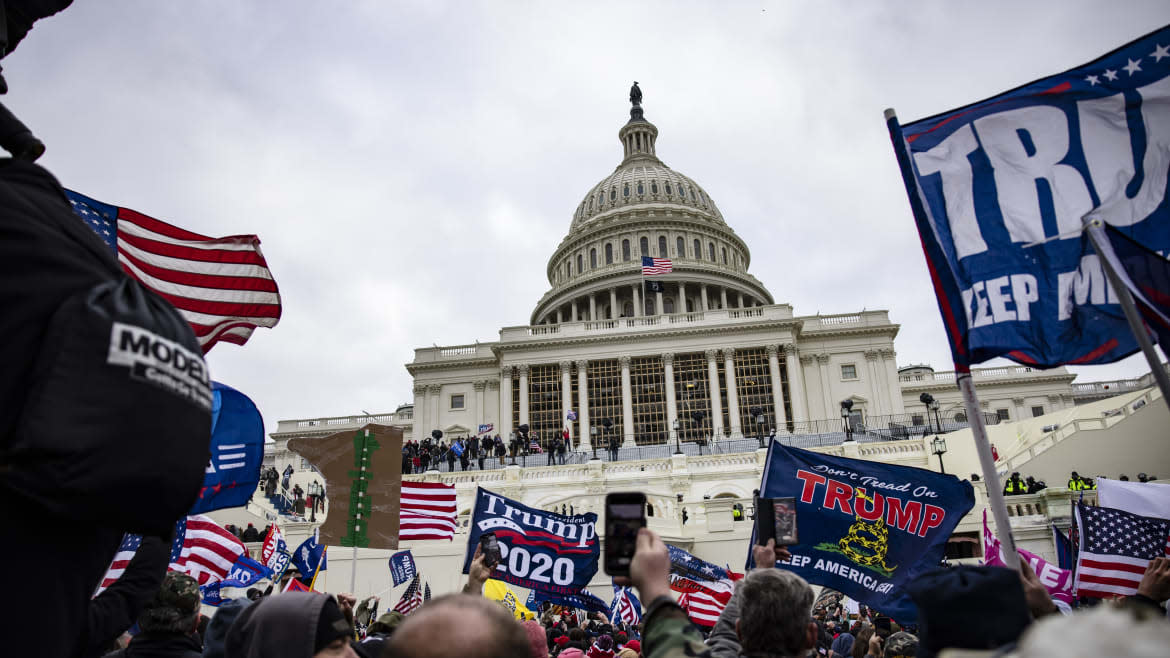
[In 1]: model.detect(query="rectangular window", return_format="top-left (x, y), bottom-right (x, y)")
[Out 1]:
top-left (631, 357), bottom-right (666, 445)
top-left (527, 365), bottom-right (561, 451)
top-left (734, 348), bottom-right (776, 438)
top-left (673, 353), bottom-right (712, 444)
top-left (996, 408), bottom-right (1010, 421)
top-left (450, 394), bottom-right (465, 410)
top-left (1031, 405), bottom-right (1044, 417)
top-left (911, 414), bottom-right (924, 426)
top-left (840, 364), bottom-right (857, 380)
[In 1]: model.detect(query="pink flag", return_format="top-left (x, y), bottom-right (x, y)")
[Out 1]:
top-left (981, 510), bottom-right (1074, 607)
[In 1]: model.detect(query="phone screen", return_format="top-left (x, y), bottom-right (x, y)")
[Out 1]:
top-left (605, 495), bottom-right (646, 575)
top-left (480, 532), bottom-right (502, 567)
top-left (771, 498), bottom-right (798, 545)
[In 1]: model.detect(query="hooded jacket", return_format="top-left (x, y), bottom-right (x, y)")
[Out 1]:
top-left (224, 592), bottom-right (327, 658)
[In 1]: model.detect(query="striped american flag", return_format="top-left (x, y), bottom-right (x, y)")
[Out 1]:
top-left (673, 575), bottom-right (734, 627)
top-left (641, 256), bottom-right (673, 275)
top-left (610, 585), bottom-right (642, 625)
top-left (97, 514), bottom-right (246, 594)
top-left (65, 189), bottom-right (281, 353)
top-left (1073, 502), bottom-right (1170, 598)
top-left (400, 481), bottom-right (458, 541)
top-left (393, 575), bottom-right (426, 614)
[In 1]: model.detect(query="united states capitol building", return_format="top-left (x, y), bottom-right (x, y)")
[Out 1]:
top-left (228, 91), bottom-right (1170, 601)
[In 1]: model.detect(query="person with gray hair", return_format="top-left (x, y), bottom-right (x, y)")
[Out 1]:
top-left (383, 593), bottom-right (531, 658)
top-left (706, 539), bottom-right (816, 658)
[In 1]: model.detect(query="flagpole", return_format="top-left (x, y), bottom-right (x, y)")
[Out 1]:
top-left (1084, 219), bottom-right (1170, 412)
top-left (310, 546), bottom-right (326, 591)
top-left (885, 107), bottom-right (1020, 571)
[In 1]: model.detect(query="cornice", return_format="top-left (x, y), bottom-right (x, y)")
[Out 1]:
top-left (405, 357), bottom-right (500, 375)
top-left (898, 373), bottom-right (1077, 392)
top-left (493, 318), bottom-right (800, 353)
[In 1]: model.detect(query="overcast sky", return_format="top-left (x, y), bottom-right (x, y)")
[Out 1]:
top-left (12, 1), bottom-right (1170, 436)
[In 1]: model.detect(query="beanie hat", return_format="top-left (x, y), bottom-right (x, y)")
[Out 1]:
top-left (905, 565), bottom-right (1030, 657)
top-left (202, 598), bottom-right (252, 658)
top-left (883, 631), bottom-right (919, 657)
top-left (624, 639), bottom-right (641, 653)
top-left (314, 596), bottom-right (351, 652)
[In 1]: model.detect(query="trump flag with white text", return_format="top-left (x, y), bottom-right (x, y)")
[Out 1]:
top-left (755, 444), bottom-right (974, 622)
top-left (890, 25), bottom-right (1170, 368)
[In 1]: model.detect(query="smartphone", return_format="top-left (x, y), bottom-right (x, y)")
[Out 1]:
top-left (480, 531), bottom-right (502, 568)
top-left (604, 492), bottom-right (646, 576)
top-left (755, 496), bottom-right (798, 546)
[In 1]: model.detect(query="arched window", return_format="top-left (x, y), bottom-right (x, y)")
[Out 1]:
top-left (588, 197), bottom-right (593, 211)
top-left (722, 247), bottom-right (728, 264)
top-left (599, 192), bottom-right (604, 207)
top-left (610, 188), bottom-right (617, 201)
top-left (694, 239), bottom-right (701, 259)
top-left (676, 236), bottom-right (685, 256)
top-left (622, 240), bottom-right (631, 261)
top-left (623, 184), bottom-right (630, 198)
top-left (640, 237), bottom-right (649, 256)
top-left (664, 297), bottom-right (675, 313)
top-left (708, 242), bottom-right (716, 261)
top-left (658, 236), bottom-right (667, 257)
top-left (622, 302), bottom-right (634, 317)
top-left (577, 254), bottom-right (583, 273)
top-left (637, 182), bottom-right (644, 195)
top-left (686, 299), bottom-right (694, 312)
top-left (590, 248), bottom-right (597, 268)
top-left (645, 298), bottom-right (655, 315)
top-left (665, 182), bottom-right (673, 195)
top-left (651, 181), bottom-right (658, 194)
top-left (605, 244), bottom-right (613, 264)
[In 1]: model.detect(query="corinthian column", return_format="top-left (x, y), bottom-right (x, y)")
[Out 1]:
top-left (723, 348), bottom-right (742, 438)
top-left (576, 359), bottom-right (591, 451)
top-left (619, 355), bottom-right (635, 447)
top-left (663, 353), bottom-right (677, 440)
top-left (705, 349), bottom-right (724, 439)
top-left (784, 344), bottom-right (806, 424)
top-left (560, 361), bottom-right (573, 445)
top-left (499, 367), bottom-right (513, 437)
top-left (766, 345), bottom-right (788, 431)
top-left (517, 364), bottom-right (530, 428)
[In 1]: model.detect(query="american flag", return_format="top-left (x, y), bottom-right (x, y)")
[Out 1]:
top-left (97, 515), bottom-right (246, 594)
top-left (393, 575), bottom-right (426, 615)
top-left (400, 481), bottom-right (458, 541)
top-left (1074, 502), bottom-right (1170, 598)
top-left (672, 575), bottom-right (734, 627)
top-left (610, 585), bottom-right (642, 625)
top-left (641, 256), bottom-right (673, 275)
top-left (66, 190), bottom-right (281, 353)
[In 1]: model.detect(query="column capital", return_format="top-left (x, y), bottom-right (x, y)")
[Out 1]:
top-left (765, 344), bottom-right (780, 358)
top-left (879, 348), bottom-right (897, 360)
top-left (560, 360), bottom-right (573, 373)
top-left (661, 352), bottom-right (674, 366)
top-left (427, 384), bottom-right (442, 394)
top-left (799, 354), bottom-right (815, 365)
top-left (413, 383), bottom-right (427, 395)
top-left (473, 380), bottom-right (488, 391)
top-left (1012, 397), bottom-right (1026, 406)
top-left (575, 359), bottom-right (589, 370)
top-left (704, 348), bottom-right (720, 361)
top-left (517, 364), bottom-right (530, 376)
top-left (618, 355), bottom-right (632, 368)
top-left (864, 350), bottom-right (881, 361)
top-left (816, 353), bottom-right (831, 364)
top-left (780, 341), bottom-right (797, 353)
top-left (721, 347), bottom-right (736, 361)
top-left (500, 366), bottom-right (513, 380)
top-left (488, 380), bottom-right (500, 390)
top-left (1047, 394), bottom-right (1061, 404)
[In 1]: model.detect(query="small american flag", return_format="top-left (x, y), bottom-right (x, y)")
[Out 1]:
top-left (97, 515), bottom-right (246, 594)
top-left (641, 256), bottom-right (672, 275)
top-left (393, 575), bottom-right (425, 614)
top-left (1074, 502), bottom-right (1170, 598)
top-left (610, 585), bottom-right (642, 625)
top-left (400, 481), bottom-right (458, 541)
top-left (66, 190), bottom-right (281, 353)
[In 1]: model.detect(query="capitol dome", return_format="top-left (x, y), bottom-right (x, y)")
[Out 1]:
top-left (531, 87), bottom-right (773, 325)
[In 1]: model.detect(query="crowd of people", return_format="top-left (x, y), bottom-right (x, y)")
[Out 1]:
top-left (1002, 470), bottom-right (1161, 496)
top-left (399, 431), bottom-right (582, 474)
top-left (87, 526), bottom-right (1170, 658)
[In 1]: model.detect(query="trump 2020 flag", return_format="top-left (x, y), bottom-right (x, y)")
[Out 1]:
top-left (292, 530), bottom-right (326, 584)
top-left (462, 488), bottom-right (599, 597)
top-left (756, 444), bottom-right (974, 622)
top-left (389, 550), bottom-right (417, 586)
top-left (189, 381), bottom-right (264, 514)
top-left (889, 25), bottom-right (1170, 368)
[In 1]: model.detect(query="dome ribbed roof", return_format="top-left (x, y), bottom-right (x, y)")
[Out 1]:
top-left (570, 163), bottom-right (724, 231)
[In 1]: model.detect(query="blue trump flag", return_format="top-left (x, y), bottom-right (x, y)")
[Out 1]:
top-left (888, 24), bottom-right (1170, 368)
top-left (527, 586), bottom-right (611, 614)
top-left (189, 381), bottom-right (265, 514)
top-left (221, 555), bottom-right (273, 589)
top-left (462, 488), bottom-right (599, 596)
top-left (755, 444), bottom-right (974, 622)
top-left (389, 550), bottom-right (417, 586)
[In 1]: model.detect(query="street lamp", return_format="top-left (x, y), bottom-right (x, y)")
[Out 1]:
top-left (919, 392), bottom-right (942, 434)
top-left (509, 430), bottom-right (518, 466)
top-left (590, 426), bottom-right (600, 460)
top-left (601, 418), bottom-right (614, 461)
top-left (931, 435), bottom-right (948, 474)
top-left (750, 406), bottom-right (766, 448)
top-left (690, 411), bottom-right (705, 455)
top-left (840, 399), bottom-right (854, 442)
top-left (672, 418), bottom-right (682, 454)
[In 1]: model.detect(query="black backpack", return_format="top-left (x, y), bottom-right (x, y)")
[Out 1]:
top-left (0, 162), bottom-right (211, 535)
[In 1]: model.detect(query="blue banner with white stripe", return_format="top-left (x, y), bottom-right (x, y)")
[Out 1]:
top-left (188, 381), bottom-right (265, 514)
